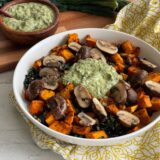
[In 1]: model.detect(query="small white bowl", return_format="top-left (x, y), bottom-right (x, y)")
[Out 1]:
top-left (13, 28), bottom-right (160, 146)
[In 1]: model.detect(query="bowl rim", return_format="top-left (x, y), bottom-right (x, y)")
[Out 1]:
top-left (0, 0), bottom-right (59, 35)
top-left (13, 28), bottom-right (160, 145)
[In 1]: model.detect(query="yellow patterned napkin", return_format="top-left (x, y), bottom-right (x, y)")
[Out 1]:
top-left (11, 0), bottom-right (160, 159)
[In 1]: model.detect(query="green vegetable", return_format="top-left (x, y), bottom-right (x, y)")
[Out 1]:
top-left (24, 68), bottom-right (40, 89)
top-left (99, 114), bottom-right (129, 137)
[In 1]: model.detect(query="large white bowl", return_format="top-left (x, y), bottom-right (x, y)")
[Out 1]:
top-left (13, 28), bottom-right (160, 146)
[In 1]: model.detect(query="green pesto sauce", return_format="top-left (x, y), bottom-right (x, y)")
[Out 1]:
top-left (3, 2), bottom-right (55, 32)
top-left (62, 58), bottom-right (122, 98)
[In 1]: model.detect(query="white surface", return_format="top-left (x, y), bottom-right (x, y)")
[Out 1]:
top-left (0, 71), bottom-right (64, 160)
top-left (13, 28), bottom-right (160, 146)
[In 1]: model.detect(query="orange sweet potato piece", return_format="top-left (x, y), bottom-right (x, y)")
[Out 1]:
top-left (112, 53), bottom-right (124, 64)
top-left (126, 105), bottom-right (138, 113)
top-left (73, 116), bottom-right (80, 125)
top-left (32, 59), bottom-right (42, 69)
top-left (60, 83), bottom-right (74, 99)
top-left (122, 40), bottom-right (134, 54)
top-left (29, 100), bottom-right (44, 115)
top-left (132, 47), bottom-right (140, 57)
top-left (68, 33), bottom-right (79, 43)
top-left (72, 125), bottom-right (91, 135)
top-left (51, 44), bottom-right (68, 55)
top-left (49, 121), bottom-right (72, 135)
top-left (134, 108), bottom-right (151, 126)
top-left (45, 112), bottom-right (55, 125)
top-left (64, 111), bottom-right (74, 125)
top-left (147, 72), bottom-right (160, 82)
top-left (138, 95), bottom-right (152, 108)
top-left (120, 73), bottom-right (128, 80)
top-left (85, 130), bottom-right (108, 139)
top-left (40, 89), bottom-right (55, 100)
top-left (66, 99), bottom-right (75, 113)
top-left (151, 97), bottom-right (160, 111)
top-left (60, 49), bottom-right (74, 61)
top-left (137, 88), bottom-right (145, 100)
top-left (106, 104), bottom-right (119, 115)
top-left (128, 66), bottom-right (140, 75)
top-left (86, 35), bottom-right (96, 47)
top-left (118, 104), bottom-right (126, 110)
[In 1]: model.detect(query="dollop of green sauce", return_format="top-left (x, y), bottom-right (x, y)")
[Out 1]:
top-left (3, 2), bottom-right (55, 32)
top-left (62, 58), bottom-right (122, 98)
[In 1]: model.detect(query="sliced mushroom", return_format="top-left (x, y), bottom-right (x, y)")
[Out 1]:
top-left (46, 95), bottom-right (67, 120)
top-left (110, 82), bottom-right (127, 104)
top-left (78, 112), bottom-right (96, 126)
top-left (68, 42), bottom-right (81, 52)
top-left (42, 76), bottom-right (58, 90)
top-left (127, 88), bottom-right (137, 104)
top-left (74, 85), bottom-right (92, 108)
top-left (122, 81), bottom-right (131, 90)
top-left (145, 80), bottom-right (160, 96)
top-left (116, 110), bottom-right (140, 127)
top-left (96, 40), bottom-right (118, 54)
top-left (90, 48), bottom-right (106, 63)
top-left (92, 98), bottom-right (107, 117)
top-left (129, 70), bottom-right (148, 88)
top-left (27, 80), bottom-right (44, 100)
top-left (43, 55), bottom-right (66, 68)
top-left (77, 46), bottom-right (91, 60)
top-left (139, 58), bottom-right (157, 72)
top-left (39, 67), bottom-right (60, 79)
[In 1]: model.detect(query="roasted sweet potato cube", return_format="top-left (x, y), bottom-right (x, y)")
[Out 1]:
top-left (29, 100), bottom-right (44, 115)
top-left (64, 111), bottom-right (74, 125)
top-left (147, 72), bottom-right (160, 82)
top-left (126, 105), bottom-right (138, 113)
top-left (134, 108), bottom-right (151, 126)
top-left (72, 125), bottom-right (91, 135)
top-left (128, 66), bottom-right (140, 75)
top-left (151, 97), bottom-right (160, 111)
top-left (122, 41), bottom-right (134, 54)
top-left (60, 49), bottom-right (74, 61)
top-left (68, 33), bottom-right (79, 43)
top-left (85, 130), bottom-right (108, 139)
top-left (49, 121), bottom-right (72, 135)
top-left (40, 89), bottom-right (55, 100)
top-left (86, 35), bottom-right (96, 47)
top-left (138, 95), bottom-right (152, 108)
top-left (106, 104), bottom-right (119, 115)
top-left (45, 112), bottom-right (55, 125)
top-left (32, 59), bottom-right (42, 69)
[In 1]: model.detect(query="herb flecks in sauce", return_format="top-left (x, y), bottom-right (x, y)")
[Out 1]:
top-left (62, 58), bottom-right (122, 98)
top-left (3, 2), bottom-right (55, 32)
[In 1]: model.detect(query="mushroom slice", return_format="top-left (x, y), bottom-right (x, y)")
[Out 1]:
top-left (129, 70), bottom-right (148, 88)
top-left (43, 55), bottom-right (66, 68)
top-left (139, 58), bottom-right (157, 72)
top-left (77, 46), bottom-right (91, 60)
top-left (145, 80), bottom-right (160, 96)
top-left (127, 88), bottom-right (137, 104)
top-left (46, 95), bottom-right (67, 120)
top-left (27, 80), bottom-right (44, 100)
top-left (42, 76), bottom-right (58, 90)
top-left (110, 82), bottom-right (127, 104)
top-left (90, 48), bottom-right (106, 63)
top-left (74, 85), bottom-right (92, 108)
top-left (78, 112), bottom-right (96, 126)
top-left (92, 98), bottom-right (107, 117)
top-left (116, 110), bottom-right (140, 127)
top-left (39, 67), bottom-right (60, 79)
top-left (68, 42), bottom-right (81, 52)
top-left (96, 40), bottom-right (118, 54)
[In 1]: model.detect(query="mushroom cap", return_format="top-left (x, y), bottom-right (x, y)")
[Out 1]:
top-left (68, 42), bottom-right (81, 52)
top-left (27, 80), bottom-right (44, 100)
top-left (116, 110), bottom-right (140, 127)
top-left (74, 85), bottom-right (92, 108)
top-left (46, 95), bottom-right (67, 120)
top-left (43, 55), bottom-right (66, 68)
top-left (96, 40), bottom-right (118, 54)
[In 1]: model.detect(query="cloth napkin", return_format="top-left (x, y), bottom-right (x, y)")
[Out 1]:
top-left (11, 0), bottom-right (160, 159)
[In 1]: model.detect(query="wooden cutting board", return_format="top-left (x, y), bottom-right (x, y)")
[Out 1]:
top-left (0, 11), bottom-right (114, 73)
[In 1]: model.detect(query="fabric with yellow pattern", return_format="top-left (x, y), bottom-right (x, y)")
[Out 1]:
top-left (11, 0), bottom-right (160, 159)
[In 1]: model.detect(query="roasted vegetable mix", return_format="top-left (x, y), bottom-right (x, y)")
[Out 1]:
top-left (24, 33), bottom-right (160, 139)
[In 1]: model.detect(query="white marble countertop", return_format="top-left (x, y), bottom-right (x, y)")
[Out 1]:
top-left (0, 71), bottom-right (64, 160)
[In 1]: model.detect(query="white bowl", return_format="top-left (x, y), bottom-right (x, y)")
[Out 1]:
top-left (13, 28), bottom-right (160, 146)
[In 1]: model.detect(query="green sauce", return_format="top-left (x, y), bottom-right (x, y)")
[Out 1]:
top-left (62, 58), bottom-right (122, 98)
top-left (3, 2), bottom-right (55, 32)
